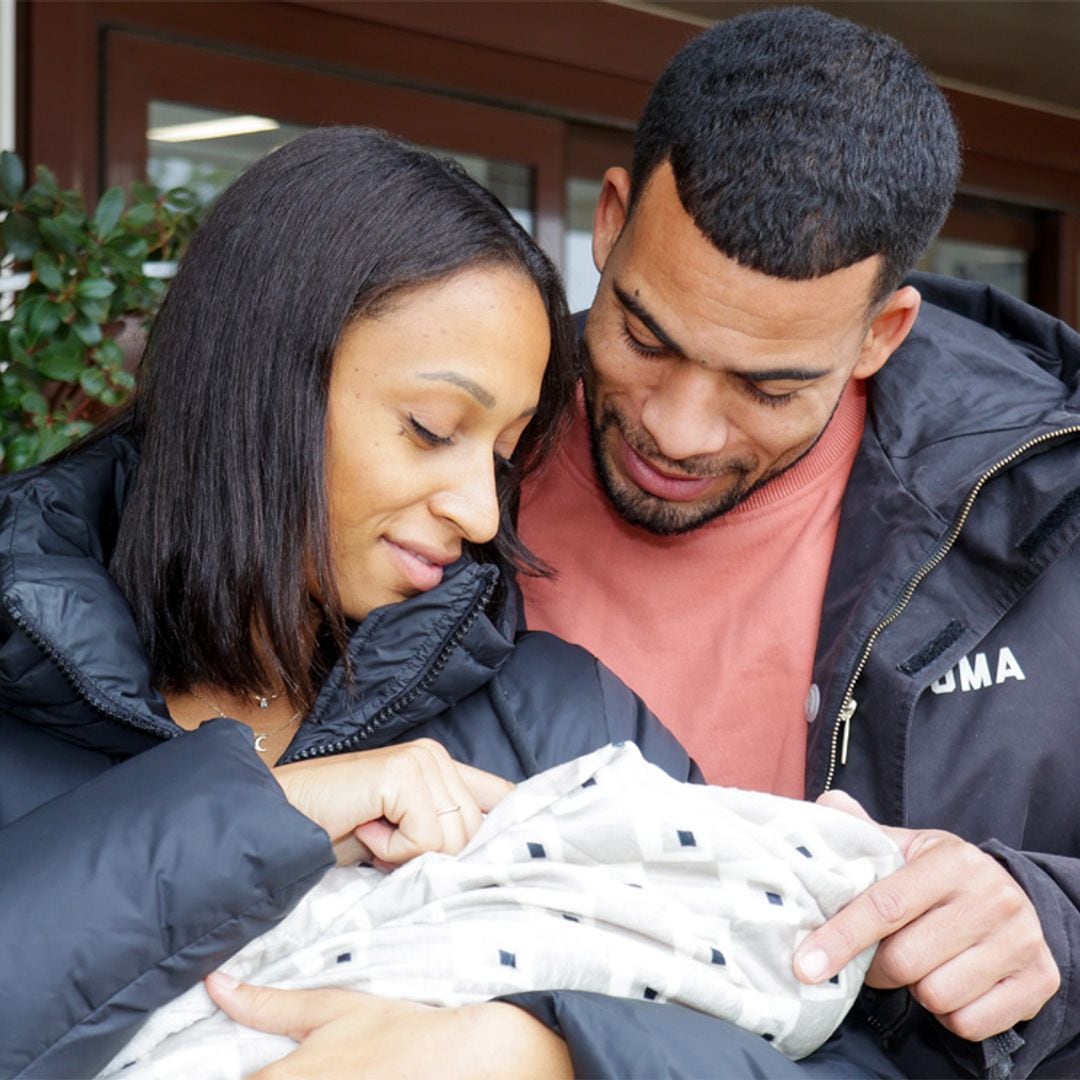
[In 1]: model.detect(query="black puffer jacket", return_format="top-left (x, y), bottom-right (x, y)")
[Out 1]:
top-left (0, 433), bottom-right (717, 1078)
top-left (806, 274), bottom-right (1080, 1078)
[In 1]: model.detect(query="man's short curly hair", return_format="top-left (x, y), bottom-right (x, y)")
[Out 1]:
top-left (631, 6), bottom-right (961, 303)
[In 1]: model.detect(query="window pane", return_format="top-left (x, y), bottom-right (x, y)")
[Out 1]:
top-left (919, 238), bottom-right (1029, 301)
top-left (147, 102), bottom-right (536, 237)
top-left (147, 102), bottom-right (310, 205)
top-left (446, 151), bottom-right (534, 237)
top-left (565, 177), bottom-right (601, 313)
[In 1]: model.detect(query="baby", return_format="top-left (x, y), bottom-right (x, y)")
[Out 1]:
top-left (103, 742), bottom-right (902, 1079)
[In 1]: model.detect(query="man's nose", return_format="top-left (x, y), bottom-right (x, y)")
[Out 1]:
top-left (639, 366), bottom-right (730, 461)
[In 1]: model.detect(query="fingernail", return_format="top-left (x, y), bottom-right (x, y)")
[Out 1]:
top-left (796, 948), bottom-right (830, 982)
top-left (207, 970), bottom-right (240, 991)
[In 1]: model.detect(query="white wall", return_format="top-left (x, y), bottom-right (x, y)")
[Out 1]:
top-left (0, 0), bottom-right (14, 155)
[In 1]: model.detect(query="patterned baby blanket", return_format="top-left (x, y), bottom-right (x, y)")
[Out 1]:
top-left (103, 742), bottom-right (902, 1078)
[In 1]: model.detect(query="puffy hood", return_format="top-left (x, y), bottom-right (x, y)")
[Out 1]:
top-left (0, 434), bottom-right (516, 762)
top-left (811, 274), bottom-right (1080, 795)
top-left (873, 272), bottom-right (1080, 526)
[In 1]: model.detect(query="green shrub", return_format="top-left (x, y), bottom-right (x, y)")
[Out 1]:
top-left (0, 150), bottom-right (200, 471)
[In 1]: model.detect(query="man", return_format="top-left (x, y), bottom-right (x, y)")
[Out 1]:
top-left (519, 7), bottom-right (1078, 1077)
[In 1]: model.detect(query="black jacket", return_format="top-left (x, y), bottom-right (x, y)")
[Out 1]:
top-left (0, 433), bottom-right (730, 1079)
top-left (804, 274), bottom-right (1080, 1077)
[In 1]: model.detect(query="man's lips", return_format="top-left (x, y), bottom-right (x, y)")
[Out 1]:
top-left (383, 539), bottom-right (457, 592)
top-left (619, 439), bottom-right (721, 502)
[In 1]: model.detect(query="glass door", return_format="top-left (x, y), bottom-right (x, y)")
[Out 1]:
top-left (104, 32), bottom-right (566, 264)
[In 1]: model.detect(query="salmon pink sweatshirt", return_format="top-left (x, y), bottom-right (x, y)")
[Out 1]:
top-left (519, 381), bottom-right (867, 797)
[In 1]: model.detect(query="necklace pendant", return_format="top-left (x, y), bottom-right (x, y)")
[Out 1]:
top-left (254, 733), bottom-right (268, 752)
top-left (257, 696), bottom-right (270, 709)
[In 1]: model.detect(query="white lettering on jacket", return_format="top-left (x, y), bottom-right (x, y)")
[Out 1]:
top-left (930, 646), bottom-right (1026, 695)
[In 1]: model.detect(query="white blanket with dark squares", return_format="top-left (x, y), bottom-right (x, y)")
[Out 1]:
top-left (102, 742), bottom-right (902, 1078)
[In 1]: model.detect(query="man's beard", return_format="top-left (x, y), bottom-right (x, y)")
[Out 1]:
top-left (581, 345), bottom-right (835, 536)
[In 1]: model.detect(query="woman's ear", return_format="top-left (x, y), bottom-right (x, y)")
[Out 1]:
top-left (592, 167), bottom-right (632, 275)
top-left (853, 286), bottom-right (922, 380)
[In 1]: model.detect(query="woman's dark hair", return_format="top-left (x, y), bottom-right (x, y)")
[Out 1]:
top-left (632, 6), bottom-right (961, 304)
top-left (106, 127), bottom-right (576, 708)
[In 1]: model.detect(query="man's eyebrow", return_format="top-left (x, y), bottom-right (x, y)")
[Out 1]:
top-left (613, 283), bottom-right (831, 382)
top-left (739, 366), bottom-right (833, 382)
top-left (613, 283), bottom-right (686, 356)
top-left (418, 371), bottom-right (495, 409)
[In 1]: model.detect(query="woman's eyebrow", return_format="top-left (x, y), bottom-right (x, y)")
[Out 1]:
top-left (417, 371), bottom-right (495, 409)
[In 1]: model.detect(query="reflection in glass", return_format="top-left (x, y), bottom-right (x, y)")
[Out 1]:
top-left (565, 177), bottom-right (602, 313)
top-left (147, 103), bottom-right (536, 240)
top-left (443, 151), bottom-right (534, 237)
top-left (147, 103), bottom-right (310, 207)
top-left (919, 238), bottom-right (1028, 301)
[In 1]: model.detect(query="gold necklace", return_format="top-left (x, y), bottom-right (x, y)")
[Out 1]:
top-left (189, 687), bottom-right (302, 753)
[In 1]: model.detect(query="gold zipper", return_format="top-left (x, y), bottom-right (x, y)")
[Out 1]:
top-left (822, 424), bottom-right (1080, 792)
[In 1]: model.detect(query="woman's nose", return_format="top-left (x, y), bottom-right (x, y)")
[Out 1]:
top-left (429, 454), bottom-right (501, 545)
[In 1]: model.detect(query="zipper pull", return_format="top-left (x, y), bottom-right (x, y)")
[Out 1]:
top-left (838, 696), bottom-right (857, 766)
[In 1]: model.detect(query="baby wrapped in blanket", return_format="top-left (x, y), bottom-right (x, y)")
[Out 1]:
top-left (103, 743), bottom-right (902, 1078)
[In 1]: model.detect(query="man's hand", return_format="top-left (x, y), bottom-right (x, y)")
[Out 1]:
top-left (205, 973), bottom-right (573, 1080)
top-left (794, 790), bottom-right (1060, 1042)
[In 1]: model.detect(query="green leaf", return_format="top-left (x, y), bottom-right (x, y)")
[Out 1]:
top-left (0, 150), bottom-right (25, 206)
top-left (2, 213), bottom-right (39, 259)
top-left (72, 310), bottom-right (103, 346)
top-left (7, 326), bottom-right (30, 364)
top-left (164, 186), bottom-right (200, 212)
top-left (95, 338), bottom-right (125, 369)
top-left (39, 216), bottom-right (79, 256)
top-left (19, 389), bottom-right (48, 416)
top-left (37, 426), bottom-right (75, 462)
top-left (124, 203), bottom-right (157, 230)
top-left (75, 296), bottom-right (109, 323)
top-left (109, 235), bottom-right (149, 260)
top-left (32, 252), bottom-right (65, 292)
top-left (75, 277), bottom-right (116, 300)
top-left (131, 181), bottom-right (158, 204)
top-left (27, 299), bottom-right (62, 343)
top-left (33, 165), bottom-right (60, 199)
top-left (92, 187), bottom-right (125, 239)
top-left (35, 333), bottom-right (86, 382)
top-left (79, 367), bottom-right (108, 398)
top-left (64, 419), bottom-right (94, 440)
top-left (112, 368), bottom-right (135, 391)
top-left (6, 432), bottom-right (41, 473)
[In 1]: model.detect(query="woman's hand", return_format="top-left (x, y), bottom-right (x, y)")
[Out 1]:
top-left (271, 739), bottom-right (513, 866)
top-left (205, 974), bottom-right (574, 1080)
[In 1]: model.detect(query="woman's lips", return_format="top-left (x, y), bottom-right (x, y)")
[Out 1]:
top-left (619, 439), bottom-right (718, 502)
top-left (383, 539), bottom-right (448, 592)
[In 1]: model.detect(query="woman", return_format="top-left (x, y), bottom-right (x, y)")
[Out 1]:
top-left (0, 128), bottom-right (702, 1079)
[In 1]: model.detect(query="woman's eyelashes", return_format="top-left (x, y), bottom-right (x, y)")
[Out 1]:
top-left (407, 412), bottom-right (522, 469)
top-left (407, 413), bottom-right (454, 447)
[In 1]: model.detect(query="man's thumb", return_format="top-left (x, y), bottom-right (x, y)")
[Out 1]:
top-left (206, 972), bottom-right (352, 1039)
top-left (815, 788), bottom-right (913, 855)
top-left (815, 788), bottom-right (877, 823)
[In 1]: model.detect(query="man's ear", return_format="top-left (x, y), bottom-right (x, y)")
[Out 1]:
top-left (592, 167), bottom-right (631, 275)
top-left (853, 286), bottom-right (922, 379)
